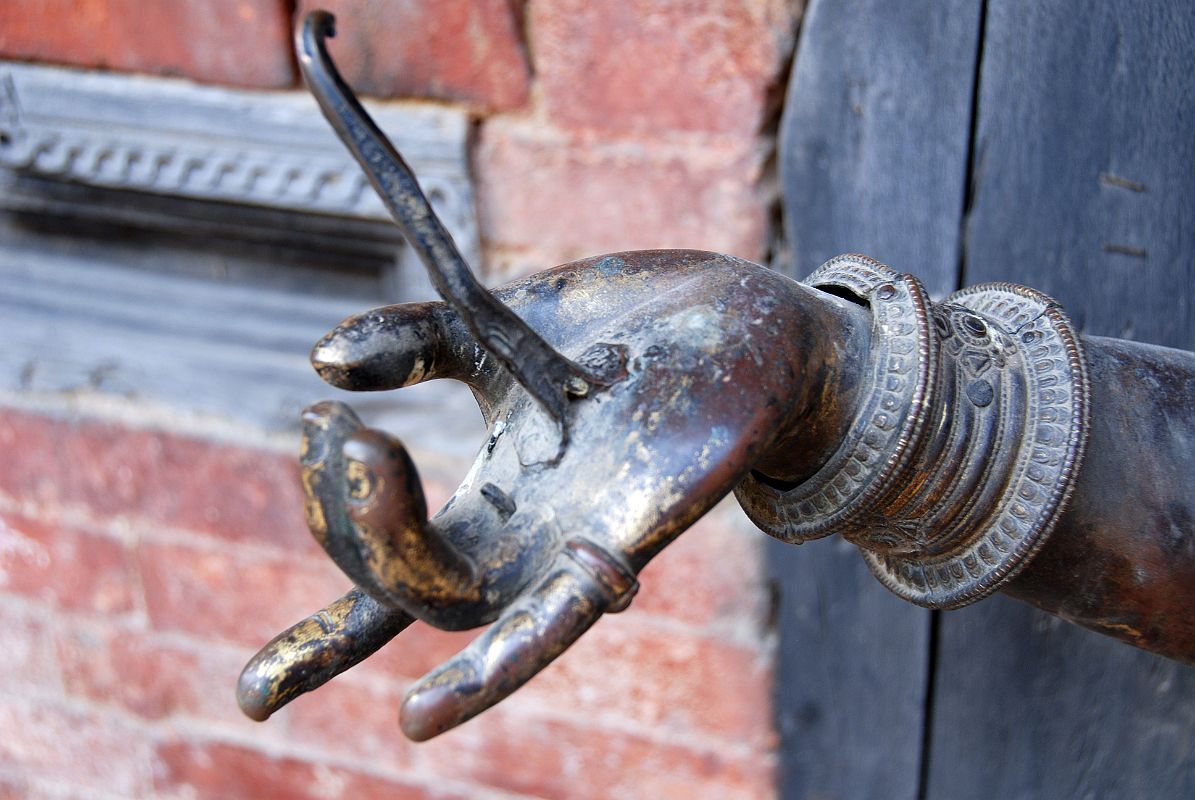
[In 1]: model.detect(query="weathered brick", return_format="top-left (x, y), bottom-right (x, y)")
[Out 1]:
top-left (0, 410), bottom-right (314, 554)
top-left (417, 710), bottom-right (777, 800)
top-left (0, 4), bottom-right (789, 796)
top-left (476, 120), bottom-right (770, 278)
top-left (0, 0), bottom-right (295, 88)
top-left (295, 0), bottom-right (531, 111)
top-left (530, 0), bottom-right (797, 138)
top-left (0, 606), bottom-right (61, 693)
top-left (631, 504), bottom-right (769, 633)
top-left (278, 674), bottom-right (416, 774)
top-left (0, 699), bottom-right (153, 797)
top-left (154, 739), bottom-right (468, 800)
top-left (0, 509), bottom-right (135, 615)
top-left (55, 622), bottom-right (248, 726)
top-left (345, 620), bottom-right (473, 684)
top-left (0, 777), bottom-right (99, 800)
top-left (519, 618), bottom-right (775, 748)
top-left (0, 775), bottom-right (27, 800)
top-left (138, 538), bottom-right (345, 648)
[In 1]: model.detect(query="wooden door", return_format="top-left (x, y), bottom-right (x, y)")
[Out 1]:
top-left (773, 1), bottom-right (1195, 797)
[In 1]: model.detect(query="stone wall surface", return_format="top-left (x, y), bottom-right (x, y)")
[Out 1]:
top-left (0, 1), bottom-right (801, 797)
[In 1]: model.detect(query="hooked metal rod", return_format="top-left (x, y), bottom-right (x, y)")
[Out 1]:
top-left (296, 11), bottom-right (601, 447)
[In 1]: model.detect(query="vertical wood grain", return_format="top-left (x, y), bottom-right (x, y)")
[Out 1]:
top-left (926, 2), bottom-right (1195, 796)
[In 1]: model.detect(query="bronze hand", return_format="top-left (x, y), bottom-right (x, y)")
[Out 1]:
top-left (240, 10), bottom-right (1195, 744)
top-left (238, 12), bottom-right (872, 739)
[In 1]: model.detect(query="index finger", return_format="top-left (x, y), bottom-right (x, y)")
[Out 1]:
top-left (399, 539), bottom-right (638, 740)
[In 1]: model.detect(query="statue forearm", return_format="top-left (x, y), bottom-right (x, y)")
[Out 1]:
top-left (237, 9), bottom-right (1195, 741)
top-left (1004, 337), bottom-right (1195, 664)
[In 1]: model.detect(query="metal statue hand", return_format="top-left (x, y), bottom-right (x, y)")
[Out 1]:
top-left (239, 248), bottom-right (870, 739)
top-left (238, 10), bottom-right (870, 741)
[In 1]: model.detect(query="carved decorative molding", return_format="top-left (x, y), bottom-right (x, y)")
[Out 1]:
top-left (0, 61), bottom-right (479, 265)
top-left (0, 61), bottom-right (483, 440)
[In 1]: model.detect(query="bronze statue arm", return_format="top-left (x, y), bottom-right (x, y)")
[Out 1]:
top-left (238, 10), bottom-right (1195, 740)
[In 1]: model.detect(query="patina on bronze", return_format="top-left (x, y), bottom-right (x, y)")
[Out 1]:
top-left (238, 10), bottom-right (1195, 741)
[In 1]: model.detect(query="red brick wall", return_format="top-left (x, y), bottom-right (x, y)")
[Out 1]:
top-left (0, 1), bottom-right (799, 797)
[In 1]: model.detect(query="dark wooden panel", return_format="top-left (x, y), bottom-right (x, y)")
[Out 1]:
top-left (927, 2), bottom-right (1195, 797)
top-left (929, 597), bottom-right (1195, 798)
top-left (774, 1), bottom-right (982, 797)
top-left (961, 1), bottom-right (1195, 344)
top-left (768, 536), bottom-right (932, 800)
top-left (779, 0), bottom-right (983, 294)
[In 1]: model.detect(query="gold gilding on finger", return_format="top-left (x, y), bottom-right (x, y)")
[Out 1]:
top-left (300, 465), bottom-right (328, 541)
top-left (345, 457), bottom-right (376, 501)
top-left (238, 589), bottom-right (412, 721)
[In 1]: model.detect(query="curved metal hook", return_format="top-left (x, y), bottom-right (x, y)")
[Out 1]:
top-left (296, 11), bottom-right (602, 453)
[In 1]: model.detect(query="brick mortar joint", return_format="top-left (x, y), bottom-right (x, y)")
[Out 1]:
top-left (4, 682), bottom-right (775, 796)
top-left (0, 768), bottom-right (133, 800)
top-left (0, 543), bottom-right (777, 756)
top-left (0, 688), bottom-right (532, 800)
top-left (0, 477), bottom-right (778, 639)
top-left (460, 688), bottom-right (781, 759)
top-left (0, 389), bottom-right (294, 454)
top-left (0, 391), bottom-right (472, 486)
top-left (0, 592), bottom-right (261, 663)
top-left (1, 488), bottom-right (777, 649)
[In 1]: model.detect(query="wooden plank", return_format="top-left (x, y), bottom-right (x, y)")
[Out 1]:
top-left (0, 218), bottom-right (484, 460)
top-left (774, 0), bottom-right (982, 796)
top-left (767, 536), bottom-right (933, 800)
top-left (779, 0), bottom-right (983, 296)
top-left (960, 2), bottom-right (1194, 344)
top-left (928, 596), bottom-right (1195, 798)
top-left (927, 2), bottom-right (1195, 796)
